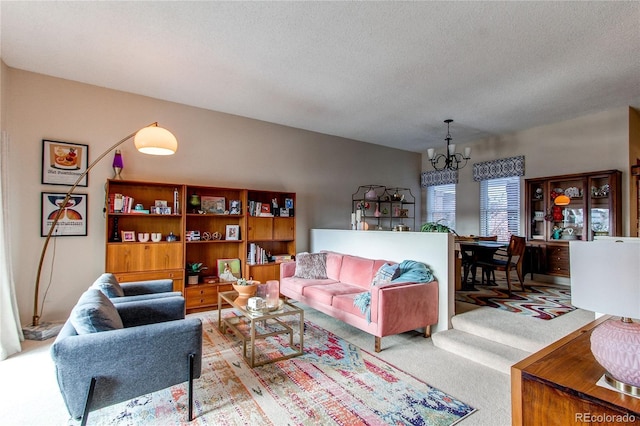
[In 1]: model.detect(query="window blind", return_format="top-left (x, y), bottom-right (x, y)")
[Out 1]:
top-left (427, 183), bottom-right (456, 229)
top-left (480, 176), bottom-right (520, 241)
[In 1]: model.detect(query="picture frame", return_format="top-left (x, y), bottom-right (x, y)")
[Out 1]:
top-left (217, 258), bottom-right (242, 281)
top-left (201, 196), bottom-right (226, 214)
top-left (121, 231), bottom-right (136, 242)
top-left (229, 200), bottom-right (242, 215)
top-left (225, 224), bottom-right (240, 240)
top-left (42, 140), bottom-right (89, 186)
top-left (285, 198), bottom-right (294, 209)
top-left (41, 192), bottom-right (88, 236)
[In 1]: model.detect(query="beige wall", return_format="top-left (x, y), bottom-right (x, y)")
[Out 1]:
top-left (423, 106), bottom-right (634, 237)
top-left (4, 68), bottom-right (421, 324)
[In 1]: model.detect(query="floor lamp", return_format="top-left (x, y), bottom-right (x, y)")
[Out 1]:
top-left (23, 122), bottom-right (178, 340)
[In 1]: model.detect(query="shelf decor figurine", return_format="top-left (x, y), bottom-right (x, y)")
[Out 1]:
top-left (112, 149), bottom-right (124, 179)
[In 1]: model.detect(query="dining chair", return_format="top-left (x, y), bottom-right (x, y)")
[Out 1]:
top-left (458, 235), bottom-right (498, 285)
top-left (476, 235), bottom-right (526, 296)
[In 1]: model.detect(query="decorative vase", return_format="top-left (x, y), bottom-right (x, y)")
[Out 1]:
top-left (374, 203), bottom-right (381, 218)
top-left (189, 193), bottom-right (201, 213)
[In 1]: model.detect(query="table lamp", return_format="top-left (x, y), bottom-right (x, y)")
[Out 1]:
top-left (569, 240), bottom-right (640, 395)
top-left (25, 122), bottom-right (178, 340)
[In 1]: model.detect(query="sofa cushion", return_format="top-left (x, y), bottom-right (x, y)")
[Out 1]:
top-left (70, 289), bottom-right (124, 334)
top-left (324, 251), bottom-right (344, 281)
top-left (338, 255), bottom-right (376, 289)
top-left (92, 273), bottom-right (124, 298)
top-left (371, 263), bottom-right (400, 286)
top-left (294, 252), bottom-right (328, 279)
top-left (280, 277), bottom-right (338, 297)
top-left (332, 293), bottom-right (367, 320)
top-left (303, 282), bottom-right (366, 305)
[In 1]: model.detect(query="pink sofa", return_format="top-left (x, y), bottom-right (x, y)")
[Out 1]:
top-left (279, 251), bottom-right (439, 352)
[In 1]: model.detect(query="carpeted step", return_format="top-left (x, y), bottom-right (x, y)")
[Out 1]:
top-left (451, 306), bottom-right (595, 353)
top-left (432, 329), bottom-right (530, 374)
top-left (451, 307), bottom-right (550, 352)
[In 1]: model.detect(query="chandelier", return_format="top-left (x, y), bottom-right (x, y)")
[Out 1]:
top-left (427, 119), bottom-right (471, 171)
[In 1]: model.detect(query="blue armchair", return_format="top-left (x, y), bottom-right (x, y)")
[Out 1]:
top-left (91, 273), bottom-right (182, 303)
top-left (51, 290), bottom-right (202, 425)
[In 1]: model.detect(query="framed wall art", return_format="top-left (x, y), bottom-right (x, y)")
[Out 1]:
top-left (41, 192), bottom-right (88, 236)
top-left (42, 140), bottom-right (89, 186)
top-left (201, 196), bottom-right (226, 214)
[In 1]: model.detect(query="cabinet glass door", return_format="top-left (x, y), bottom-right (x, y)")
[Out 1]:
top-left (549, 178), bottom-right (585, 241)
top-left (589, 175), bottom-right (613, 238)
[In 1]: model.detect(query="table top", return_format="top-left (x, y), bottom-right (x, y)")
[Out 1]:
top-left (457, 240), bottom-right (507, 249)
top-left (219, 291), bottom-right (301, 318)
top-left (513, 315), bottom-right (640, 415)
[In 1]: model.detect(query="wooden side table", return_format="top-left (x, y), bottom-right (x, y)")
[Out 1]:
top-left (512, 316), bottom-right (640, 425)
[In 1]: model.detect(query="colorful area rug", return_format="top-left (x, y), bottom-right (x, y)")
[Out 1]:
top-left (87, 314), bottom-right (476, 425)
top-left (456, 280), bottom-right (575, 320)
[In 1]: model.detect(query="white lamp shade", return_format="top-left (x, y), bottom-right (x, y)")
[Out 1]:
top-left (447, 143), bottom-right (456, 156)
top-left (570, 241), bottom-right (640, 319)
top-left (463, 146), bottom-right (472, 158)
top-left (427, 148), bottom-right (435, 159)
top-left (134, 126), bottom-right (178, 155)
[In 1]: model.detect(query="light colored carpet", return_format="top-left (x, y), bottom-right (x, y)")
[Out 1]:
top-left (0, 291), bottom-right (594, 426)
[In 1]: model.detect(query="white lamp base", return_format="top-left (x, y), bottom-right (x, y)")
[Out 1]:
top-left (591, 318), bottom-right (640, 390)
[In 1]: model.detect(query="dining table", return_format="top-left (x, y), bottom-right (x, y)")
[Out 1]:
top-left (456, 240), bottom-right (509, 291)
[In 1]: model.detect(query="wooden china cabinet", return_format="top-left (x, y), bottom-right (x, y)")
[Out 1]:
top-left (525, 170), bottom-right (622, 277)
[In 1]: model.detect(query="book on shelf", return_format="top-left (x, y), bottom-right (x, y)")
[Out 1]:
top-left (271, 254), bottom-right (292, 263)
top-left (109, 193), bottom-right (135, 213)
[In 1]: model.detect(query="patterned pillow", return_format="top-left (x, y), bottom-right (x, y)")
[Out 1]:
top-left (371, 263), bottom-right (400, 287)
top-left (91, 273), bottom-right (124, 298)
top-left (294, 252), bottom-right (328, 279)
top-left (70, 289), bottom-right (124, 334)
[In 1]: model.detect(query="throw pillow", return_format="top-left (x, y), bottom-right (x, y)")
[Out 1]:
top-left (371, 263), bottom-right (400, 287)
top-left (294, 252), bottom-right (328, 279)
top-left (92, 273), bottom-right (124, 298)
top-left (70, 289), bottom-right (124, 334)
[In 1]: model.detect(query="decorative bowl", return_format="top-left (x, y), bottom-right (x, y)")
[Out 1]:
top-left (232, 282), bottom-right (259, 297)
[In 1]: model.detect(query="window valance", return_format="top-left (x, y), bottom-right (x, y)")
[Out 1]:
top-left (420, 169), bottom-right (458, 187)
top-left (473, 155), bottom-right (525, 182)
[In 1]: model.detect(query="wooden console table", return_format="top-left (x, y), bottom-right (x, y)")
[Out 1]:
top-left (512, 316), bottom-right (640, 425)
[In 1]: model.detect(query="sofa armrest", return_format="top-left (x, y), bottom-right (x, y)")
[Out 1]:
top-left (371, 281), bottom-right (438, 335)
top-left (111, 291), bottom-right (183, 304)
top-left (280, 261), bottom-right (296, 279)
top-left (116, 296), bottom-right (186, 327)
top-left (51, 317), bottom-right (202, 418)
top-left (121, 279), bottom-right (174, 295)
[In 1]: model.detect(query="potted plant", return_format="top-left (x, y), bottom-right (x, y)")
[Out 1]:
top-left (420, 220), bottom-right (458, 235)
top-left (232, 278), bottom-right (259, 297)
top-left (186, 262), bottom-right (207, 285)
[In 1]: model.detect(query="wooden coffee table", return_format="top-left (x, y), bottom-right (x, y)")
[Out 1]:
top-left (218, 291), bottom-right (304, 367)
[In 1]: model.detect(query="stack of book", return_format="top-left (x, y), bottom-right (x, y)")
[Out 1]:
top-left (248, 243), bottom-right (269, 265)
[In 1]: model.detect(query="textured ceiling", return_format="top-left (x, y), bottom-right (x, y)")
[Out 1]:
top-left (1, 1), bottom-right (639, 152)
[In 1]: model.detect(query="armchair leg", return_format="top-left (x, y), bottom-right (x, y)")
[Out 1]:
top-left (80, 377), bottom-right (97, 426)
top-left (188, 353), bottom-right (195, 421)
top-left (374, 336), bottom-right (381, 352)
top-left (424, 324), bottom-right (432, 338)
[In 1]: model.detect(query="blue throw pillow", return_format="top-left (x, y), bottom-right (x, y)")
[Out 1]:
top-left (70, 289), bottom-right (123, 334)
top-left (92, 273), bottom-right (124, 298)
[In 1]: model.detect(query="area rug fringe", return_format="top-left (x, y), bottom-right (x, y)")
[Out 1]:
top-left (82, 314), bottom-right (476, 425)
